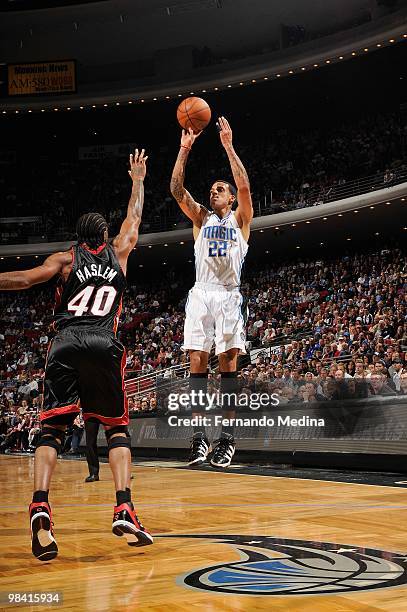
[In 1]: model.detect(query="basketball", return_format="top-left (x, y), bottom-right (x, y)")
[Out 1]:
top-left (177, 96), bottom-right (211, 134)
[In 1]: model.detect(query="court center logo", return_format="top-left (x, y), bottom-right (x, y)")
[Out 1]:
top-left (168, 535), bottom-right (407, 596)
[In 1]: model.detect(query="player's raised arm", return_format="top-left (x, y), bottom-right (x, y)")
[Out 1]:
top-left (113, 148), bottom-right (147, 257)
top-left (170, 128), bottom-right (208, 228)
top-left (0, 251), bottom-right (69, 290)
top-left (218, 116), bottom-right (253, 228)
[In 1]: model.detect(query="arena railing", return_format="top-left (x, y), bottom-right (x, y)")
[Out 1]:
top-left (1, 166), bottom-right (406, 246)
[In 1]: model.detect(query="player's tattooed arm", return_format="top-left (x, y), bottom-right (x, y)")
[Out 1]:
top-left (218, 116), bottom-right (253, 226)
top-left (0, 252), bottom-right (67, 290)
top-left (170, 129), bottom-right (207, 226)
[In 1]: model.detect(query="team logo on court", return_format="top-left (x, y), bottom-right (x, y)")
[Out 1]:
top-left (168, 535), bottom-right (407, 596)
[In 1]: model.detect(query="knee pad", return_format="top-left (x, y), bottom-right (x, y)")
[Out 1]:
top-left (105, 426), bottom-right (131, 452)
top-left (36, 427), bottom-right (66, 454)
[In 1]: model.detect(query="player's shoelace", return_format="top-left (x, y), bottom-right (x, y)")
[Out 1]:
top-left (188, 436), bottom-right (210, 464)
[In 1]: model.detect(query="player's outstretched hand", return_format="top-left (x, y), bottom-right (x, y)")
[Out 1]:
top-left (180, 128), bottom-right (201, 150)
top-left (128, 148), bottom-right (148, 181)
top-left (217, 116), bottom-right (233, 149)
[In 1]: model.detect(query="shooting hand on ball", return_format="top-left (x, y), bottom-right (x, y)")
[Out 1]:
top-left (180, 128), bottom-right (201, 151)
top-left (217, 116), bottom-right (233, 150)
top-left (128, 148), bottom-right (148, 182)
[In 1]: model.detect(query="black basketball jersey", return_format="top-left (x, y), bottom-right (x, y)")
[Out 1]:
top-left (53, 242), bottom-right (126, 333)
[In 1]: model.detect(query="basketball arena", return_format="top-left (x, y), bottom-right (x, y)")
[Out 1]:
top-left (0, 1), bottom-right (406, 610)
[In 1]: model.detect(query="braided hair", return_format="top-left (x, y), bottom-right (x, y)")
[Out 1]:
top-left (75, 213), bottom-right (108, 249)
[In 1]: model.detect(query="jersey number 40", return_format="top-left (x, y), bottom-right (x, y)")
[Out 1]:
top-left (67, 285), bottom-right (117, 317)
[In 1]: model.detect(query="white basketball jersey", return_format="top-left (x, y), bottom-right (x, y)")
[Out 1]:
top-left (194, 211), bottom-right (248, 288)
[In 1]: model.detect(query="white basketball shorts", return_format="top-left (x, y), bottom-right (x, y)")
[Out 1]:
top-left (183, 282), bottom-right (248, 355)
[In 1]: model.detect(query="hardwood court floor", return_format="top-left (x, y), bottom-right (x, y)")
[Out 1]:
top-left (0, 456), bottom-right (406, 611)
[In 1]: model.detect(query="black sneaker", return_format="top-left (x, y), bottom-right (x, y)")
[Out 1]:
top-left (210, 433), bottom-right (236, 468)
top-left (112, 503), bottom-right (153, 547)
top-left (29, 502), bottom-right (58, 561)
top-left (188, 432), bottom-right (211, 467)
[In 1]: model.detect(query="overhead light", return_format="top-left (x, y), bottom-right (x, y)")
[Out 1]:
top-left (66, 107), bottom-right (71, 110)
top-left (177, 94), bottom-right (182, 97)
top-left (92, 105), bottom-right (96, 108)
top-left (163, 262), bottom-right (167, 265)
top-left (313, 64), bottom-right (318, 67)
top-left (320, 242), bottom-right (324, 246)
top-left (275, 226), bottom-right (279, 230)
top-left (141, 99), bottom-right (145, 102)
top-left (188, 259), bottom-right (192, 263)
top-left (180, 241), bottom-right (184, 244)
top-left (214, 87), bottom-right (219, 91)
top-left (164, 243), bottom-right (168, 247)
top-left (323, 217), bottom-right (327, 221)
top-left (325, 60), bottom-right (331, 64)
top-left (17, 256), bottom-right (20, 259)
top-left (128, 101), bottom-right (133, 104)
top-left (288, 70), bottom-right (293, 74)
top-left (291, 223), bottom-right (296, 227)
top-left (227, 84), bottom-right (232, 87)
top-left (259, 229), bottom-right (264, 233)
top-left (35, 255), bottom-right (38, 259)
top-left (202, 89), bottom-right (207, 92)
top-left (338, 214), bottom-right (343, 217)
top-left (80, 106), bottom-right (84, 109)
top-left (15, 110), bottom-right (19, 114)
top-left (401, 198), bottom-right (405, 201)
top-left (306, 221), bottom-right (310, 224)
top-left (41, 109), bottom-right (45, 112)
top-left (252, 79), bottom-right (256, 83)
top-left (103, 103), bottom-right (108, 107)
top-left (276, 74), bottom-right (281, 77)
top-left (28, 110), bottom-right (32, 113)
top-left (404, 227), bottom-right (407, 230)
top-left (377, 43), bottom-right (382, 47)
top-left (265, 250), bottom-right (270, 254)
top-left (364, 48), bottom-right (369, 52)
top-left (339, 56), bottom-right (344, 60)
top-left (153, 98), bottom-right (157, 101)
top-left (389, 39), bottom-right (395, 43)
top-left (370, 206), bottom-right (374, 209)
top-left (351, 52), bottom-right (356, 56)
top-left (190, 92), bottom-right (194, 95)
top-left (263, 76), bottom-right (268, 80)
top-left (53, 108), bottom-right (58, 111)
top-left (301, 67), bottom-right (305, 71)
top-left (296, 246), bottom-right (300, 249)
top-left (239, 82), bottom-right (244, 85)
top-left (375, 232), bottom-right (380, 236)
top-left (1, 111), bottom-right (6, 114)
top-left (139, 264), bottom-right (143, 268)
top-left (354, 210), bottom-right (359, 213)
top-left (386, 201), bottom-right (391, 205)
top-left (346, 238), bottom-right (352, 241)
top-left (148, 245), bottom-right (152, 248)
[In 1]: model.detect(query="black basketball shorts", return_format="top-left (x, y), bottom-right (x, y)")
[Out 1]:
top-left (41, 327), bottom-right (128, 427)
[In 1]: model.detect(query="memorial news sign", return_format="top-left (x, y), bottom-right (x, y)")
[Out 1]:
top-left (8, 60), bottom-right (76, 96)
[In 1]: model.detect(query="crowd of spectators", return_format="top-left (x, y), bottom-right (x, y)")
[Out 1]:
top-left (1, 110), bottom-right (406, 243)
top-left (0, 246), bottom-right (405, 446)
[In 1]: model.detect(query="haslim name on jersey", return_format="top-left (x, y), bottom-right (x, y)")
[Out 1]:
top-left (75, 263), bottom-right (118, 284)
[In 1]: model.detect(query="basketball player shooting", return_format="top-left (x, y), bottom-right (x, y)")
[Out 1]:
top-left (170, 116), bottom-right (253, 468)
top-left (0, 149), bottom-right (153, 560)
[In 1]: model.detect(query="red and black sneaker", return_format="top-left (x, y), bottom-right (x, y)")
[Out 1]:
top-left (112, 503), bottom-right (153, 547)
top-left (29, 502), bottom-right (58, 561)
